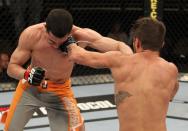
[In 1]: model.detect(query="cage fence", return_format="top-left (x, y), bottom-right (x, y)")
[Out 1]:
top-left (0, 0), bottom-right (187, 90)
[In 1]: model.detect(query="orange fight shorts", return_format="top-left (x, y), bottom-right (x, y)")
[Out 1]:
top-left (4, 79), bottom-right (84, 131)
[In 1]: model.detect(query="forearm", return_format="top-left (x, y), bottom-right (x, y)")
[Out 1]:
top-left (89, 37), bottom-right (133, 55)
top-left (7, 64), bottom-right (26, 80)
top-left (69, 45), bottom-right (88, 64)
top-left (68, 45), bottom-right (99, 68)
top-left (72, 26), bottom-right (132, 53)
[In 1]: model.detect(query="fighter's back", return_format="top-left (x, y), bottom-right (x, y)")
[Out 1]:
top-left (112, 51), bottom-right (178, 131)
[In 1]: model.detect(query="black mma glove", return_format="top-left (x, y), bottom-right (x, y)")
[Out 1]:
top-left (24, 67), bottom-right (45, 86)
top-left (59, 36), bottom-right (76, 53)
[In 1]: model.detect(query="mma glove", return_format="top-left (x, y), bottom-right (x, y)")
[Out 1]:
top-left (59, 36), bottom-right (76, 53)
top-left (24, 67), bottom-right (45, 86)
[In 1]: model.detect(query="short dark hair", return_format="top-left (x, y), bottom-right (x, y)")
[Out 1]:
top-left (46, 9), bottom-right (73, 38)
top-left (130, 17), bottom-right (166, 51)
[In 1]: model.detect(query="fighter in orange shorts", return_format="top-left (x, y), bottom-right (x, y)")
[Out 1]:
top-left (5, 9), bottom-right (84, 131)
top-left (5, 8), bottom-right (86, 131)
top-left (4, 8), bottom-right (132, 131)
top-left (5, 79), bottom-right (83, 131)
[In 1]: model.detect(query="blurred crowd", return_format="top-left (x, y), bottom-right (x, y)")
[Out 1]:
top-left (0, 52), bottom-right (16, 83)
top-left (0, 0), bottom-right (187, 84)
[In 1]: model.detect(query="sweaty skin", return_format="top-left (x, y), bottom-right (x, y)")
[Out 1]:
top-left (68, 45), bottom-right (179, 131)
top-left (8, 23), bottom-right (73, 83)
top-left (7, 23), bottom-right (132, 83)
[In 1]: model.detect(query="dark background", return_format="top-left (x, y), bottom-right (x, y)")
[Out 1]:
top-left (0, 0), bottom-right (187, 77)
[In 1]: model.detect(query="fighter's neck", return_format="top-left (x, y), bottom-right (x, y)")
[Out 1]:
top-left (141, 50), bottom-right (160, 56)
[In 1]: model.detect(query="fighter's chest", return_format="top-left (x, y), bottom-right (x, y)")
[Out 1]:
top-left (31, 41), bottom-right (70, 65)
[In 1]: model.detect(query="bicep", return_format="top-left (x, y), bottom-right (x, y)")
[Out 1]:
top-left (10, 46), bottom-right (31, 66)
top-left (71, 28), bottom-right (102, 48)
top-left (72, 27), bottom-right (131, 53)
top-left (9, 30), bottom-right (32, 66)
top-left (92, 37), bottom-right (119, 52)
top-left (72, 28), bottom-right (102, 43)
top-left (92, 37), bottom-right (133, 53)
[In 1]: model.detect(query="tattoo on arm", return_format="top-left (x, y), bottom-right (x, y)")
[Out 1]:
top-left (115, 91), bottom-right (132, 106)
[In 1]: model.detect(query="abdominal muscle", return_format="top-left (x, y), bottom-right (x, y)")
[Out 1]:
top-left (30, 42), bottom-right (74, 83)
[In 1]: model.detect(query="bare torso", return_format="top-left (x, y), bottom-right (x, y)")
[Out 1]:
top-left (26, 23), bottom-right (74, 83)
top-left (111, 52), bottom-right (177, 131)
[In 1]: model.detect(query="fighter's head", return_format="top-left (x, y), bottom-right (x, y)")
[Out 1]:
top-left (130, 17), bottom-right (166, 53)
top-left (45, 9), bottom-right (73, 48)
top-left (46, 9), bottom-right (73, 38)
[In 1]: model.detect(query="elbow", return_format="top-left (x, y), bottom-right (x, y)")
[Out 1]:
top-left (7, 69), bottom-right (10, 76)
top-left (7, 64), bottom-right (13, 78)
top-left (7, 65), bottom-right (11, 77)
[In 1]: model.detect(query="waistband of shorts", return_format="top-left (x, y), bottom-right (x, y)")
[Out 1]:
top-left (19, 78), bottom-right (71, 87)
top-left (44, 78), bottom-right (71, 85)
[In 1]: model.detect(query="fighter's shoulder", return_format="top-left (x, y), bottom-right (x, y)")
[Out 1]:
top-left (104, 51), bottom-right (129, 67)
top-left (160, 58), bottom-right (178, 76)
top-left (20, 23), bottom-right (43, 41)
top-left (159, 57), bottom-right (177, 70)
top-left (168, 62), bottom-right (178, 74)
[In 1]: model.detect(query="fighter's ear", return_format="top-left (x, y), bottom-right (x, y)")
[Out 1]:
top-left (134, 37), bottom-right (142, 48)
top-left (45, 23), bottom-right (50, 33)
top-left (133, 37), bottom-right (143, 52)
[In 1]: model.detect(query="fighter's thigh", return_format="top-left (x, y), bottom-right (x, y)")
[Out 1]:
top-left (6, 105), bottom-right (36, 131)
top-left (47, 97), bottom-right (84, 131)
top-left (5, 87), bottom-right (41, 131)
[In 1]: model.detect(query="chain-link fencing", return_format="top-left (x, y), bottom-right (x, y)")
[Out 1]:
top-left (0, 0), bottom-right (187, 89)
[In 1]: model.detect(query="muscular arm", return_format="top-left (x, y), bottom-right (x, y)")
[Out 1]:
top-left (7, 29), bottom-right (33, 80)
top-left (71, 25), bottom-right (133, 55)
top-left (171, 80), bottom-right (179, 100)
top-left (170, 63), bottom-right (179, 100)
top-left (68, 44), bottom-right (121, 69)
